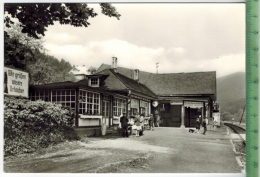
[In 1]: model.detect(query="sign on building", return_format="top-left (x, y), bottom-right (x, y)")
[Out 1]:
top-left (170, 100), bottom-right (182, 105)
top-left (184, 101), bottom-right (203, 108)
top-left (4, 67), bottom-right (29, 98)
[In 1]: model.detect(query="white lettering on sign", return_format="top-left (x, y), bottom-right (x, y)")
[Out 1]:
top-left (4, 67), bottom-right (29, 98)
top-left (184, 101), bottom-right (203, 108)
top-left (170, 100), bottom-right (182, 105)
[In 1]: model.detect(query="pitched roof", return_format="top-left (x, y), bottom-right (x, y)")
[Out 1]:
top-left (145, 72), bottom-right (216, 96)
top-left (97, 63), bottom-right (216, 99)
top-left (98, 68), bottom-right (156, 98)
top-left (112, 71), bottom-right (157, 98)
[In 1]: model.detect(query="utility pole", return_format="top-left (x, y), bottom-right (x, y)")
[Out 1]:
top-left (156, 62), bottom-right (159, 74)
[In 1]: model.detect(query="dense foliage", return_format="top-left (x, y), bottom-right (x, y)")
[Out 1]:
top-left (4, 97), bottom-right (80, 156)
top-left (27, 52), bottom-right (76, 85)
top-left (4, 32), bottom-right (35, 70)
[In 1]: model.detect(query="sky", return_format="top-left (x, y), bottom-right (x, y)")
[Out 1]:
top-left (42, 3), bottom-right (245, 78)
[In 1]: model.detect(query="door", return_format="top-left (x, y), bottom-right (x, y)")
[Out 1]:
top-left (102, 100), bottom-right (109, 125)
top-left (170, 105), bottom-right (182, 127)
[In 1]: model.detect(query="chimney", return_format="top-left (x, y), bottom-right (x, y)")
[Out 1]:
top-left (111, 57), bottom-right (117, 73)
top-left (134, 69), bottom-right (139, 82)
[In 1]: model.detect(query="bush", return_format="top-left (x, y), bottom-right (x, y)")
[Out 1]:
top-left (4, 97), bottom-right (80, 156)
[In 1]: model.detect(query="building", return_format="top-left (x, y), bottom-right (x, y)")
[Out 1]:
top-left (69, 65), bottom-right (90, 81)
top-left (29, 57), bottom-right (216, 131)
top-left (97, 59), bottom-right (216, 128)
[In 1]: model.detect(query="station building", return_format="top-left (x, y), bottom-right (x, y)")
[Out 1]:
top-left (29, 57), bottom-right (216, 129)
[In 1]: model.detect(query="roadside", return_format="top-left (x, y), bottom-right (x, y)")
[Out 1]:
top-left (4, 126), bottom-right (242, 173)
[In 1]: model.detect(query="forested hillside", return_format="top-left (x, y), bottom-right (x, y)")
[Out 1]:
top-left (216, 72), bottom-right (246, 122)
top-left (4, 23), bottom-right (76, 85)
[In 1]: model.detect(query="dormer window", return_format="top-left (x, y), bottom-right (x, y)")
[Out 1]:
top-left (89, 78), bottom-right (99, 87)
top-left (91, 78), bottom-right (98, 85)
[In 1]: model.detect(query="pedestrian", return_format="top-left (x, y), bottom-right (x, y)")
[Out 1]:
top-left (213, 117), bottom-right (218, 131)
top-left (205, 117), bottom-right (208, 125)
top-left (156, 115), bottom-right (160, 127)
top-left (149, 114), bottom-right (154, 131)
top-left (120, 112), bottom-right (129, 137)
top-left (195, 118), bottom-right (200, 133)
top-left (134, 113), bottom-right (141, 137)
top-left (202, 118), bottom-right (207, 135)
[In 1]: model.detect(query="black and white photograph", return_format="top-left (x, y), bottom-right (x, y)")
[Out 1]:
top-left (3, 2), bottom-right (246, 174)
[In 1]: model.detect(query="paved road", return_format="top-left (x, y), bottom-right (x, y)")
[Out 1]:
top-left (4, 126), bottom-right (242, 173)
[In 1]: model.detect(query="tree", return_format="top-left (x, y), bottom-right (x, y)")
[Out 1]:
top-left (4, 3), bottom-right (121, 39)
top-left (27, 52), bottom-right (76, 85)
top-left (221, 111), bottom-right (232, 122)
top-left (5, 23), bottom-right (45, 52)
top-left (4, 32), bottom-right (35, 70)
top-left (88, 66), bottom-right (97, 74)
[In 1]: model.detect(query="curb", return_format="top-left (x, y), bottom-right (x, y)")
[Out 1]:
top-left (230, 139), bottom-right (246, 172)
top-left (230, 140), bottom-right (240, 155)
top-left (235, 156), bottom-right (244, 167)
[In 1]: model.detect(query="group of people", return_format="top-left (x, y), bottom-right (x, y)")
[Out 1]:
top-left (119, 112), bottom-right (160, 138)
top-left (119, 112), bottom-right (144, 137)
top-left (195, 116), bottom-right (207, 135)
top-left (121, 113), bottom-right (209, 137)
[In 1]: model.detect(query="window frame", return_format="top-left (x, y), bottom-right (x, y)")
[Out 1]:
top-left (51, 89), bottom-right (76, 110)
top-left (79, 89), bottom-right (100, 115)
top-left (113, 97), bottom-right (126, 117)
top-left (140, 100), bottom-right (149, 116)
top-left (89, 78), bottom-right (99, 87)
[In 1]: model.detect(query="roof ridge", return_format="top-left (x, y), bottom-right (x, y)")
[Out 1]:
top-left (98, 63), bottom-right (216, 75)
top-left (109, 69), bottom-right (129, 90)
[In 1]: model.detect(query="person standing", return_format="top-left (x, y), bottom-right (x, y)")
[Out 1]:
top-left (156, 115), bottom-right (160, 127)
top-left (195, 118), bottom-right (201, 133)
top-left (202, 118), bottom-right (207, 135)
top-left (120, 112), bottom-right (129, 137)
top-left (134, 113), bottom-right (141, 137)
top-left (149, 114), bottom-right (154, 131)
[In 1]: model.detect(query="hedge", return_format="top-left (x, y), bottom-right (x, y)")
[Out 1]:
top-left (4, 97), bottom-right (80, 156)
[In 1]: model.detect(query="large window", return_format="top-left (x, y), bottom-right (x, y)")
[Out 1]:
top-left (131, 98), bottom-right (139, 116)
top-left (140, 100), bottom-right (149, 116)
top-left (51, 89), bottom-right (76, 110)
top-left (30, 90), bottom-right (49, 101)
top-left (102, 95), bottom-right (110, 117)
top-left (79, 90), bottom-right (100, 115)
top-left (113, 98), bottom-right (126, 116)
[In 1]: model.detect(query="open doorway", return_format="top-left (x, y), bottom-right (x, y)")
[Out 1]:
top-left (185, 107), bottom-right (201, 127)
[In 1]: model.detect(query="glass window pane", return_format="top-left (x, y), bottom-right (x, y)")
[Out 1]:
top-left (66, 90), bottom-right (70, 95)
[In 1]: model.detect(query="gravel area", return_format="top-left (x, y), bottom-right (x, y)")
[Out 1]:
top-left (4, 127), bottom-right (242, 173)
top-left (226, 126), bottom-right (246, 171)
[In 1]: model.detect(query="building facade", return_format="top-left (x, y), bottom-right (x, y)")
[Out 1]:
top-left (29, 57), bottom-right (216, 129)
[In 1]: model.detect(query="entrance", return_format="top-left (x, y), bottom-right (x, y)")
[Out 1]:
top-left (102, 99), bottom-right (110, 126)
top-left (185, 107), bottom-right (201, 127)
top-left (169, 105), bottom-right (182, 127)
